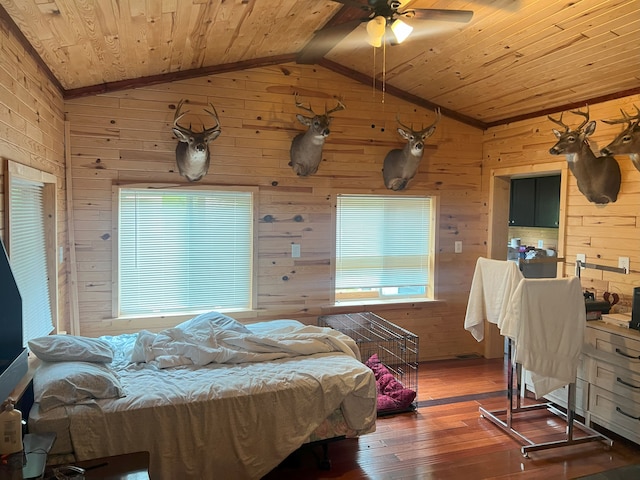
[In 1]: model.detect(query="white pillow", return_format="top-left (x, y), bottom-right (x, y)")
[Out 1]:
top-left (33, 361), bottom-right (125, 412)
top-left (28, 335), bottom-right (114, 363)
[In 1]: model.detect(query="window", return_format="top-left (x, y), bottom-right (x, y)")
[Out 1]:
top-left (7, 162), bottom-right (57, 343)
top-left (115, 187), bottom-right (254, 317)
top-left (335, 194), bottom-right (435, 303)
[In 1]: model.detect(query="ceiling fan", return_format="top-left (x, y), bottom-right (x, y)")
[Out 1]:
top-left (297, 0), bottom-right (474, 63)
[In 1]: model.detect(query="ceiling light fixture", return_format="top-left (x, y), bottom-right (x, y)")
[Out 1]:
top-left (366, 16), bottom-right (386, 47)
top-left (390, 18), bottom-right (413, 44)
top-left (366, 16), bottom-right (414, 48)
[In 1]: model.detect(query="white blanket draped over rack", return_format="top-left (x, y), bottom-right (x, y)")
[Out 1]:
top-left (464, 257), bottom-right (524, 341)
top-left (464, 258), bottom-right (586, 398)
top-left (504, 276), bottom-right (586, 397)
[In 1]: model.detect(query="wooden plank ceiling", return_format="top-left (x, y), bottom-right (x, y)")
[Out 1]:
top-left (0, 0), bottom-right (638, 128)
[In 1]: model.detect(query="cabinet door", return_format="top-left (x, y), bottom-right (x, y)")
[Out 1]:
top-left (534, 175), bottom-right (560, 227)
top-left (509, 178), bottom-right (535, 226)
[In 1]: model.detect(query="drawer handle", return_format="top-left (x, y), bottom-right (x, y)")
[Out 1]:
top-left (617, 377), bottom-right (640, 390)
top-left (616, 406), bottom-right (640, 421)
top-left (615, 348), bottom-right (640, 360)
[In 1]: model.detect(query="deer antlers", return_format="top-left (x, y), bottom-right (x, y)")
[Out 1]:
top-left (548, 106), bottom-right (590, 132)
top-left (173, 99), bottom-right (220, 135)
top-left (294, 93), bottom-right (345, 117)
top-left (396, 108), bottom-right (442, 135)
top-left (602, 105), bottom-right (640, 126)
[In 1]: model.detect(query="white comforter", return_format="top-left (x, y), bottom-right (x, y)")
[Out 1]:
top-left (131, 321), bottom-right (361, 368)
top-left (61, 318), bottom-right (376, 480)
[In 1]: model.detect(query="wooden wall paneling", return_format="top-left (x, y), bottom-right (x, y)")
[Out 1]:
top-left (0, 13), bottom-right (68, 333)
top-left (483, 93), bottom-right (640, 317)
top-left (64, 62), bottom-right (486, 361)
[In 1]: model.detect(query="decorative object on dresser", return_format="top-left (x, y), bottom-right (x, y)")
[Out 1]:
top-left (631, 287), bottom-right (640, 331)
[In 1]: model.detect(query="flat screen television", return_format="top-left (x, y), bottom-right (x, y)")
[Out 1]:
top-left (0, 237), bottom-right (28, 404)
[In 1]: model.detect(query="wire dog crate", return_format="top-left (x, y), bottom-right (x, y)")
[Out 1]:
top-left (318, 312), bottom-right (419, 413)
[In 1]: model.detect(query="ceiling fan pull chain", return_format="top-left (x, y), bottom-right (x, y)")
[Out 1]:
top-left (382, 32), bottom-right (386, 105)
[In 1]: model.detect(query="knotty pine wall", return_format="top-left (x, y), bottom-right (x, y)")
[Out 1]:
top-left (65, 63), bottom-right (485, 361)
top-left (484, 94), bottom-right (640, 314)
top-left (0, 19), bottom-right (68, 332)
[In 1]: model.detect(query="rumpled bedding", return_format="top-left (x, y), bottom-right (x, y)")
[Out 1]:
top-left (130, 314), bottom-right (361, 368)
top-left (31, 314), bottom-right (376, 480)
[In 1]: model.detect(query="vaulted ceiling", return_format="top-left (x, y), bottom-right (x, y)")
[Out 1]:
top-left (1, 0), bottom-right (638, 129)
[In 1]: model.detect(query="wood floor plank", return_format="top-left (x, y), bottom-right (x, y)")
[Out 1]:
top-left (263, 358), bottom-right (640, 479)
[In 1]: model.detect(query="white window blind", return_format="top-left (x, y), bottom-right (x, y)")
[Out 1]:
top-left (118, 188), bottom-right (253, 316)
top-left (336, 194), bottom-right (432, 297)
top-left (10, 178), bottom-right (55, 344)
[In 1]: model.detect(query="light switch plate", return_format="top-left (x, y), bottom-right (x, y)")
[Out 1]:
top-left (618, 256), bottom-right (630, 274)
top-left (454, 241), bottom-right (462, 254)
top-left (291, 243), bottom-right (300, 258)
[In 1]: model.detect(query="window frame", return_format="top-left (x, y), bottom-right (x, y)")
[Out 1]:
top-left (5, 160), bottom-right (59, 342)
top-left (111, 183), bottom-right (258, 321)
top-left (331, 193), bottom-right (438, 306)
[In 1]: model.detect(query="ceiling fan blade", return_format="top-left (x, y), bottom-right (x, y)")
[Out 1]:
top-left (408, 9), bottom-right (474, 23)
top-left (297, 18), bottom-right (365, 64)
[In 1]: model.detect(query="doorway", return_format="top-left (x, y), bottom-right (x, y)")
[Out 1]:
top-left (484, 161), bottom-right (569, 358)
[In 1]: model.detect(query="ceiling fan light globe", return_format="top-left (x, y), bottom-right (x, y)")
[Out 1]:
top-left (367, 35), bottom-right (383, 47)
top-left (366, 16), bottom-right (386, 47)
top-left (391, 18), bottom-right (413, 44)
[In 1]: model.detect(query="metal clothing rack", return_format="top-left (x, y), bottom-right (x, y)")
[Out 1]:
top-left (479, 338), bottom-right (613, 458)
top-left (575, 259), bottom-right (627, 277)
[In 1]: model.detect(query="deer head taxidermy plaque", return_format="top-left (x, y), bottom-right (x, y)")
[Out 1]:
top-left (600, 105), bottom-right (640, 172)
top-left (172, 99), bottom-right (222, 182)
top-left (548, 106), bottom-right (621, 204)
top-left (382, 108), bottom-right (441, 191)
top-left (289, 94), bottom-right (345, 177)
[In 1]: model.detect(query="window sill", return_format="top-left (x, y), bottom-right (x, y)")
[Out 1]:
top-left (322, 298), bottom-right (443, 314)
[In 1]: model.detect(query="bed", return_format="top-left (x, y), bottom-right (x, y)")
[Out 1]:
top-left (27, 312), bottom-right (377, 480)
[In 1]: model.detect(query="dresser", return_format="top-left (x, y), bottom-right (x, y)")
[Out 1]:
top-left (520, 322), bottom-right (640, 445)
top-left (584, 321), bottom-right (640, 444)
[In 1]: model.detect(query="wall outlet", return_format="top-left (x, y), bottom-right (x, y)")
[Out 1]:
top-left (576, 253), bottom-right (586, 265)
top-left (291, 243), bottom-right (300, 258)
top-left (618, 256), bottom-right (630, 274)
top-left (454, 241), bottom-right (462, 254)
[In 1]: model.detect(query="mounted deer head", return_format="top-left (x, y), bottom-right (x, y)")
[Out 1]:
top-left (548, 107), bottom-right (621, 204)
top-left (600, 105), bottom-right (640, 172)
top-left (172, 99), bottom-right (222, 182)
top-left (289, 94), bottom-right (345, 176)
top-left (382, 109), bottom-right (441, 191)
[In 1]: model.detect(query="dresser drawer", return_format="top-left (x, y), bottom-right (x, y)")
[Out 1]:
top-left (589, 384), bottom-right (640, 444)
top-left (585, 327), bottom-right (640, 371)
top-left (590, 359), bottom-right (640, 403)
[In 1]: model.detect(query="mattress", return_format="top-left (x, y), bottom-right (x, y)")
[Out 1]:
top-left (28, 319), bottom-right (377, 480)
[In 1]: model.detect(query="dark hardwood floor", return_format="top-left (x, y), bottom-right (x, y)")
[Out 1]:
top-left (264, 357), bottom-right (640, 479)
